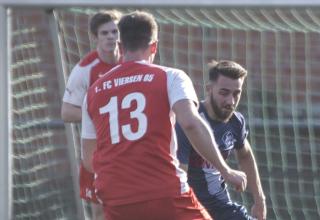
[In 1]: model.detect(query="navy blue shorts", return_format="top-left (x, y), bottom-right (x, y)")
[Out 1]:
top-left (205, 201), bottom-right (254, 220)
top-left (197, 188), bottom-right (255, 220)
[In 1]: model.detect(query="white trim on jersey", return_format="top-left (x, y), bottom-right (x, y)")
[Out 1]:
top-left (62, 59), bottom-right (99, 106)
top-left (170, 120), bottom-right (190, 194)
top-left (166, 68), bottom-right (199, 108)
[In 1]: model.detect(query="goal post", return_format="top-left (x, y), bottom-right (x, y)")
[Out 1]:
top-left (47, 9), bottom-right (85, 220)
top-left (0, 5), bottom-right (11, 220)
top-left (2, 1), bottom-right (320, 220)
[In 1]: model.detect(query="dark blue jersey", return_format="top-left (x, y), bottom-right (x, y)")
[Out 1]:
top-left (176, 101), bottom-right (248, 199)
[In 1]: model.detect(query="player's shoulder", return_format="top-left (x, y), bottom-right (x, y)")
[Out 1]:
top-left (156, 64), bottom-right (186, 76)
top-left (137, 61), bottom-right (186, 75)
top-left (79, 51), bottom-right (99, 67)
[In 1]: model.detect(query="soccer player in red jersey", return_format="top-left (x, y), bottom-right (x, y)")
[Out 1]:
top-left (61, 10), bottom-right (121, 220)
top-left (81, 11), bottom-right (247, 220)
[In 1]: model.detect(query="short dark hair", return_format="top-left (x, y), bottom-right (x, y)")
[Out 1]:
top-left (208, 60), bottom-right (247, 81)
top-left (118, 11), bottom-right (158, 52)
top-left (89, 10), bottom-right (121, 36)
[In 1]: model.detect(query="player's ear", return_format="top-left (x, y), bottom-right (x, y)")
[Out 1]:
top-left (91, 33), bottom-right (98, 43)
top-left (150, 41), bottom-right (158, 54)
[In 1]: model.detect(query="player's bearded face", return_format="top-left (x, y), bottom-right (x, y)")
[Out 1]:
top-left (209, 91), bottom-right (235, 122)
top-left (208, 75), bottom-right (244, 122)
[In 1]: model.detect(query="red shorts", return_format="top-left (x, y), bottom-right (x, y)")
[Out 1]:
top-left (79, 163), bottom-right (99, 203)
top-left (103, 189), bottom-right (212, 220)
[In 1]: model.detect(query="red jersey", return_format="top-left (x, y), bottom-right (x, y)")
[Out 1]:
top-left (62, 50), bottom-right (119, 202)
top-left (82, 60), bottom-right (198, 206)
top-left (63, 50), bottom-right (117, 106)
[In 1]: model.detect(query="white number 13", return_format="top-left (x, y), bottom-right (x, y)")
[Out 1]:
top-left (99, 92), bottom-right (147, 144)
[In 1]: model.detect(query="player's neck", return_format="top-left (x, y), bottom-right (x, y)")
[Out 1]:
top-left (97, 48), bottom-right (119, 64)
top-left (123, 50), bottom-right (152, 63)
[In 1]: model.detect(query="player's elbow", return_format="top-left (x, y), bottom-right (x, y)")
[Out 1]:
top-left (61, 107), bottom-right (71, 122)
top-left (174, 99), bottom-right (200, 132)
top-left (61, 103), bottom-right (81, 122)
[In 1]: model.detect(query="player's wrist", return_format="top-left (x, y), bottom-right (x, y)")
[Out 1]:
top-left (219, 166), bottom-right (232, 180)
top-left (254, 194), bottom-right (266, 204)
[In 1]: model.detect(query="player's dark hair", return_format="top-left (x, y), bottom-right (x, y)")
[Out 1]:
top-left (89, 10), bottom-right (121, 36)
top-left (118, 11), bottom-right (158, 52)
top-left (208, 60), bottom-right (247, 81)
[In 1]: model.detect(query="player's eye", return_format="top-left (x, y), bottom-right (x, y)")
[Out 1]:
top-left (99, 30), bottom-right (110, 36)
top-left (233, 91), bottom-right (241, 98)
top-left (219, 90), bottom-right (229, 96)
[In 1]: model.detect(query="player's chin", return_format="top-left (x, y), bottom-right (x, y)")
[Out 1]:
top-left (223, 107), bottom-right (234, 114)
top-left (103, 44), bottom-right (116, 51)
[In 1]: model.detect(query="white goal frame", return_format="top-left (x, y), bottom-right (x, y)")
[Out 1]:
top-left (1, 0), bottom-right (319, 219)
top-left (0, 5), bottom-right (10, 220)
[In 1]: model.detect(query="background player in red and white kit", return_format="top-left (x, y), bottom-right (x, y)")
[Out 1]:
top-left (61, 10), bottom-right (121, 220)
top-left (81, 11), bottom-right (247, 220)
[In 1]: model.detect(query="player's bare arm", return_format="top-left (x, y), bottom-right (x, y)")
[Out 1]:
top-left (61, 102), bottom-right (82, 122)
top-left (81, 138), bottom-right (97, 173)
top-left (236, 139), bottom-right (266, 220)
top-left (173, 99), bottom-right (247, 191)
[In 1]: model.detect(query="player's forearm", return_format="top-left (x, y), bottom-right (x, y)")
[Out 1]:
top-left (238, 151), bottom-right (265, 202)
top-left (82, 159), bottom-right (93, 173)
top-left (81, 145), bottom-right (93, 173)
top-left (241, 154), bottom-right (266, 220)
top-left (174, 100), bottom-right (231, 176)
top-left (81, 139), bottom-right (97, 173)
top-left (182, 116), bottom-right (231, 176)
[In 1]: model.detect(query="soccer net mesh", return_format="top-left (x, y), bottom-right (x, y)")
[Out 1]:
top-left (8, 6), bottom-right (320, 220)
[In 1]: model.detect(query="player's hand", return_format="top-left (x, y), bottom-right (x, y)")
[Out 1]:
top-left (223, 168), bottom-right (247, 192)
top-left (79, 163), bottom-right (99, 203)
top-left (251, 198), bottom-right (266, 220)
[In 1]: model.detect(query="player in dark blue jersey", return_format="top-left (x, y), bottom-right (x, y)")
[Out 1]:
top-left (176, 60), bottom-right (266, 220)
